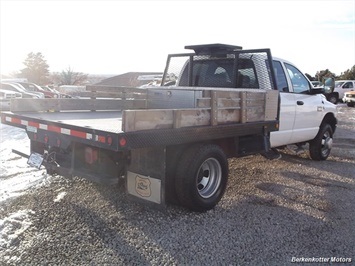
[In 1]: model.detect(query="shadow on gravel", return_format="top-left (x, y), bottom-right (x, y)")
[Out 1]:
top-left (280, 153), bottom-right (355, 180)
top-left (71, 202), bottom-right (150, 265)
top-left (80, 171), bottom-right (355, 265)
top-left (90, 186), bottom-right (354, 264)
top-left (82, 144), bottom-right (355, 264)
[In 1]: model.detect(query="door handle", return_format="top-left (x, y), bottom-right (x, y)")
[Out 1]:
top-left (297, 101), bottom-right (304, 105)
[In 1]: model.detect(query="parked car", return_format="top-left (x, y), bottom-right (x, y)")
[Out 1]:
top-left (343, 91), bottom-right (355, 107)
top-left (14, 82), bottom-right (58, 98)
top-left (41, 86), bottom-right (71, 98)
top-left (0, 82), bottom-right (43, 98)
top-left (0, 89), bottom-right (22, 111)
top-left (332, 80), bottom-right (355, 103)
top-left (10, 82), bottom-right (45, 98)
top-left (41, 85), bottom-right (58, 93)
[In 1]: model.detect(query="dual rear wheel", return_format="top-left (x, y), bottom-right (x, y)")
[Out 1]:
top-left (172, 144), bottom-right (229, 212)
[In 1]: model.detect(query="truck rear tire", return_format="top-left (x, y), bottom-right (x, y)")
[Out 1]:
top-left (309, 124), bottom-right (333, 160)
top-left (175, 144), bottom-right (228, 212)
top-left (347, 102), bottom-right (354, 107)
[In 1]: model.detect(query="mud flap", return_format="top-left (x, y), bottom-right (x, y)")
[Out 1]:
top-left (126, 147), bottom-right (166, 210)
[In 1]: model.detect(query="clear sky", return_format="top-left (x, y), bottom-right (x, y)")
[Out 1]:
top-left (1, 0), bottom-right (354, 77)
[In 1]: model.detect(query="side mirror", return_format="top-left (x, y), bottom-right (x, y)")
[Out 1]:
top-left (310, 86), bottom-right (325, 95)
top-left (322, 77), bottom-right (335, 94)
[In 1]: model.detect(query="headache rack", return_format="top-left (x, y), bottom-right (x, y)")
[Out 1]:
top-left (161, 43), bottom-right (278, 91)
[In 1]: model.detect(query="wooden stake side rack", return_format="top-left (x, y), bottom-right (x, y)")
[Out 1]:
top-left (9, 85), bottom-right (279, 133)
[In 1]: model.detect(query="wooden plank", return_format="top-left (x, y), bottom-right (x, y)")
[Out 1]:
top-left (245, 91), bottom-right (266, 122)
top-left (86, 85), bottom-right (146, 94)
top-left (264, 90), bottom-right (279, 121)
top-left (245, 100), bottom-right (265, 109)
top-left (217, 109), bottom-right (241, 123)
top-left (245, 106), bottom-right (266, 122)
top-left (203, 90), bottom-right (211, 97)
top-left (173, 109), bottom-right (211, 128)
top-left (196, 98), bottom-right (211, 108)
top-left (197, 98), bottom-right (242, 108)
top-left (245, 91), bottom-right (265, 100)
top-left (123, 108), bottom-right (213, 132)
top-left (10, 99), bottom-right (57, 112)
top-left (122, 109), bottom-right (174, 132)
top-left (218, 98), bottom-right (241, 108)
top-left (10, 99), bottom-right (147, 112)
top-left (216, 91), bottom-right (241, 98)
top-left (76, 91), bottom-right (147, 99)
top-left (211, 91), bottom-right (218, 126)
top-left (240, 91), bottom-right (247, 123)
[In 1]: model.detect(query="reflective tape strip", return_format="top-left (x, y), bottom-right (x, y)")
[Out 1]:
top-left (70, 129), bottom-right (87, 139)
top-left (39, 124), bottom-right (48, 130)
top-left (4, 116), bottom-right (106, 143)
top-left (28, 121), bottom-right (39, 128)
top-left (61, 128), bottom-right (70, 135)
top-left (48, 125), bottom-right (61, 133)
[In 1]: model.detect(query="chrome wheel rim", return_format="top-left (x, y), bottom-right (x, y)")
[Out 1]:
top-left (196, 158), bottom-right (222, 199)
top-left (321, 130), bottom-right (333, 157)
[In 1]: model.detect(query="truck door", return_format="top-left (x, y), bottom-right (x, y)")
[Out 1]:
top-left (283, 62), bottom-right (325, 144)
top-left (270, 60), bottom-right (295, 147)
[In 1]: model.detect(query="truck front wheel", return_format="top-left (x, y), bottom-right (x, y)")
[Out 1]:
top-left (175, 144), bottom-right (228, 212)
top-left (309, 124), bottom-right (333, 160)
top-left (327, 94), bottom-right (338, 104)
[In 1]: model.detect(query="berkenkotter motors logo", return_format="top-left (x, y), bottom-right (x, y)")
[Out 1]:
top-left (291, 257), bottom-right (352, 263)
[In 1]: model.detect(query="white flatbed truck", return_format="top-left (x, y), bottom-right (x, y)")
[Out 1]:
top-left (1, 44), bottom-right (337, 211)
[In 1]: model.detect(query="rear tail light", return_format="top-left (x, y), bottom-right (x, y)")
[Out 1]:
top-left (119, 137), bottom-right (127, 147)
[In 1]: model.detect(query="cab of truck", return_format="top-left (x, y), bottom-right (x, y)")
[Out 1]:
top-left (270, 57), bottom-right (336, 155)
top-left (160, 43), bottom-right (337, 160)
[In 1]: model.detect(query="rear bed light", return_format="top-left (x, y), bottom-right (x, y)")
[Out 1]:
top-left (119, 137), bottom-right (127, 147)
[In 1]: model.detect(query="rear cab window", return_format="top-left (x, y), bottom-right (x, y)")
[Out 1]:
top-left (179, 58), bottom-right (259, 88)
top-left (272, 60), bottom-right (288, 92)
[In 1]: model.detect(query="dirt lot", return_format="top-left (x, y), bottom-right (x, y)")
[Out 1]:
top-left (0, 104), bottom-right (354, 265)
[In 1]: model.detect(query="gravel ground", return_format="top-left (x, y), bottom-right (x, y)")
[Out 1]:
top-left (0, 105), bottom-right (354, 265)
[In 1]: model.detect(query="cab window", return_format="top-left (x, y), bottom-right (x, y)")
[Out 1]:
top-left (272, 60), bottom-right (288, 92)
top-left (343, 82), bottom-right (353, 89)
top-left (284, 63), bottom-right (310, 93)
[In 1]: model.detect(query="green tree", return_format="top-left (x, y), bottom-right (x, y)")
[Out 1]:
top-left (20, 52), bottom-right (50, 85)
top-left (339, 65), bottom-right (355, 80)
top-left (58, 67), bottom-right (88, 85)
top-left (315, 69), bottom-right (336, 82)
top-left (305, 73), bottom-right (314, 81)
